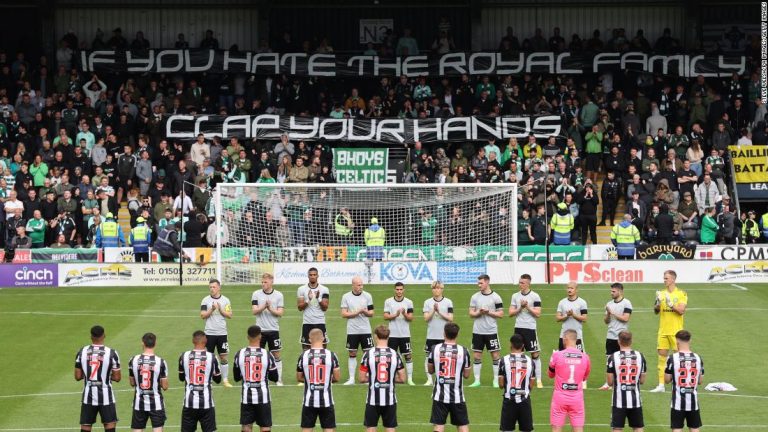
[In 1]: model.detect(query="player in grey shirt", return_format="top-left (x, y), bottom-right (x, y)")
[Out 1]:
top-left (508, 273), bottom-right (544, 388)
top-left (422, 280), bottom-right (454, 386)
top-left (468, 274), bottom-right (504, 388)
top-left (251, 272), bottom-right (285, 385)
top-left (296, 267), bottom-right (330, 349)
top-left (600, 282), bottom-right (633, 390)
top-left (340, 275), bottom-right (374, 385)
top-left (383, 282), bottom-right (415, 385)
top-left (555, 282), bottom-right (589, 350)
top-left (200, 278), bottom-right (233, 386)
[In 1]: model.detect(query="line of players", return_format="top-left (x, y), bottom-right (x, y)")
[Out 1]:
top-left (75, 268), bottom-right (701, 432)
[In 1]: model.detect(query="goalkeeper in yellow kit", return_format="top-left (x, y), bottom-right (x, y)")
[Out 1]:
top-left (649, 270), bottom-right (687, 393)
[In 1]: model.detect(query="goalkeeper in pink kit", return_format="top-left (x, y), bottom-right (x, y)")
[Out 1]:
top-left (548, 329), bottom-right (591, 432)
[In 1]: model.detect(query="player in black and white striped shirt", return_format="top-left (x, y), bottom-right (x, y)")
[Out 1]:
top-left (128, 333), bottom-right (169, 431)
top-left (178, 331), bottom-right (222, 432)
top-left (427, 323), bottom-right (472, 432)
top-left (497, 334), bottom-right (535, 432)
top-left (664, 330), bottom-right (704, 432)
top-left (606, 331), bottom-right (647, 432)
top-left (359, 325), bottom-right (405, 431)
top-left (74, 325), bottom-right (121, 432)
top-left (233, 325), bottom-right (279, 432)
top-left (297, 328), bottom-right (341, 431)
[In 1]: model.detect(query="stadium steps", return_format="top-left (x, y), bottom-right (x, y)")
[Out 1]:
top-left (591, 171), bottom-right (626, 246)
top-left (118, 203), bottom-right (131, 240)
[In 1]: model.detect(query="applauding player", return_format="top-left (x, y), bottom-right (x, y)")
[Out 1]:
top-left (359, 325), bottom-right (406, 432)
top-left (383, 282), bottom-right (416, 385)
top-left (233, 325), bottom-right (279, 432)
top-left (297, 268), bottom-right (330, 350)
top-left (468, 274), bottom-right (504, 388)
top-left (600, 283), bottom-right (633, 390)
top-left (128, 333), bottom-right (169, 432)
top-left (498, 334), bottom-right (535, 432)
top-left (651, 270), bottom-right (687, 393)
top-left (200, 279), bottom-right (233, 387)
top-left (251, 273), bottom-right (285, 385)
top-left (341, 276), bottom-right (375, 385)
top-left (423, 281), bottom-right (454, 386)
top-left (509, 274), bottom-right (544, 389)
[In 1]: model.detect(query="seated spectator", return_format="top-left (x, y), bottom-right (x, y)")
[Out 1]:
top-left (50, 233), bottom-right (69, 248)
top-left (700, 207), bottom-right (719, 244)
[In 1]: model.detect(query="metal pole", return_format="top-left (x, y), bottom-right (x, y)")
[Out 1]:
top-left (180, 181), bottom-right (186, 287)
top-left (545, 189), bottom-right (551, 284)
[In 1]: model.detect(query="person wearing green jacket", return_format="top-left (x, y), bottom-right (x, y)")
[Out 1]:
top-left (26, 210), bottom-right (47, 248)
top-left (29, 155), bottom-right (48, 187)
top-left (700, 207), bottom-right (719, 244)
top-left (584, 124), bottom-right (604, 182)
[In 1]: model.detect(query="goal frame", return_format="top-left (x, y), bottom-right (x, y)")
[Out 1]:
top-left (214, 182), bottom-right (518, 283)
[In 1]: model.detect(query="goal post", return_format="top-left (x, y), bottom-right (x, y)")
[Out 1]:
top-left (215, 183), bottom-right (518, 285)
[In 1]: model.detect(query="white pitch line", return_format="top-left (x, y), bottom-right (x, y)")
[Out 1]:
top-left (732, 284), bottom-right (749, 291)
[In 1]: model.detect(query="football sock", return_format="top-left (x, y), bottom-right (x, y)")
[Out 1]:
top-left (348, 357), bottom-right (357, 381)
top-left (405, 360), bottom-right (413, 380)
top-left (492, 358), bottom-right (500, 380)
top-left (658, 355), bottom-right (666, 385)
top-left (275, 358), bottom-right (283, 382)
top-left (533, 357), bottom-right (542, 380)
top-left (473, 359), bottom-right (482, 382)
top-left (221, 363), bottom-right (229, 380)
top-left (425, 358), bottom-right (430, 376)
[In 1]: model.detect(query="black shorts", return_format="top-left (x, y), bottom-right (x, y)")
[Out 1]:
top-left (80, 403), bottom-right (118, 425)
top-left (346, 334), bottom-right (374, 351)
top-left (500, 398), bottom-right (534, 431)
top-left (424, 338), bottom-right (443, 354)
top-left (260, 331), bottom-right (282, 352)
top-left (472, 333), bottom-right (501, 352)
top-left (388, 337), bottom-right (412, 355)
top-left (181, 407), bottom-right (216, 432)
top-left (205, 334), bottom-right (229, 355)
top-left (612, 406), bottom-right (644, 429)
top-left (514, 328), bottom-right (541, 353)
top-left (558, 338), bottom-right (584, 352)
top-left (301, 324), bottom-right (328, 346)
top-left (364, 404), bottom-right (397, 428)
top-left (301, 405), bottom-right (336, 429)
top-left (671, 409), bottom-right (702, 429)
top-left (430, 400), bottom-right (469, 426)
top-left (131, 409), bottom-right (166, 429)
top-left (240, 403), bottom-right (272, 427)
top-left (606, 339), bottom-right (621, 356)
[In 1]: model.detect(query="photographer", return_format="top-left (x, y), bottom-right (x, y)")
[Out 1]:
top-left (50, 210), bottom-right (77, 247)
top-left (576, 182), bottom-right (599, 245)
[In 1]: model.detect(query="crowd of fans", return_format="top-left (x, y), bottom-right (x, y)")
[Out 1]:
top-left (0, 24), bottom-right (763, 258)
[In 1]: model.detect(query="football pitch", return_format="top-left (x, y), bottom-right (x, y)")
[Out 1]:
top-left (1, 282), bottom-right (768, 431)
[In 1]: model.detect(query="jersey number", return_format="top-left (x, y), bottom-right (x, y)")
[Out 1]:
top-left (507, 367), bottom-right (527, 388)
top-left (88, 358), bottom-right (102, 380)
top-left (244, 357), bottom-right (264, 382)
top-left (376, 361), bottom-right (390, 383)
top-left (677, 366), bottom-right (699, 388)
top-left (307, 363), bottom-right (327, 385)
top-left (567, 364), bottom-right (576, 384)
top-left (188, 361), bottom-right (206, 385)
top-left (438, 357), bottom-right (457, 378)
top-left (618, 364), bottom-right (638, 385)
top-left (139, 365), bottom-right (153, 390)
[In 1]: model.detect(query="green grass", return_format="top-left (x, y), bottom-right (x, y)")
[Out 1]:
top-left (1, 282), bottom-right (767, 431)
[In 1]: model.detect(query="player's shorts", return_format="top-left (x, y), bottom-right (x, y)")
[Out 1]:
top-left (550, 397), bottom-right (585, 427)
top-left (514, 328), bottom-right (541, 353)
top-left (388, 337), bottom-right (412, 355)
top-left (181, 407), bottom-right (216, 432)
top-left (424, 338), bottom-right (443, 354)
top-left (671, 409), bottom-right (702, 429)
top-left (657, 334), bottom-right (678, 351)
top-left (364, 404), bottom-right (397, 428)
top-left (346, 334), bottom-right (374, 351)
top-left (472, 333), bottom-right (501, 352)
top-left (500, 398), bottom-right (534, 431)
top-left (131, 409), bottom-right (166, 429)
top-left (205, 334), bottom-right (229, 355)
top-left (259, 331), bottom-right (282, 352)
top-left (611, 406), bottom-right (644, 429)
top-left (605, 339), bottom-right (621, 356)
top-left (301, 324), bottom-right (328, 346)
top-left (80, 403), bottom-right (118, 425)
top-left (240, 402), bottom-right (272, 427)
top-left (301, 405), bottom-right (336, 429)
top-left (558, 338), bottom-right (584, 352)
top-left (430, 400), bottom-right (469, 426)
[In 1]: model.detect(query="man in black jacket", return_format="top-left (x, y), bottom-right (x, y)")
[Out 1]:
top-left (654, 204), bottom-right (675, 244)
top-left (599, 171), bottom-right (620, 226)
top-left (577, 183), bottom-right (599, 245)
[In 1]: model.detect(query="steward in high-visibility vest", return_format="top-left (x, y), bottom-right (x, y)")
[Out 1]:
top-left (611, 214), bottom-right (641, 259)
top-left (549, 202), bottom-right (574, 245)
top-left (334, 207), bottom-right (354, 245)
top-left (95, 212), bottom-right (125, 248)
top-left (743, 211), bottom-right (760, 244)
top-left (153, 222), bottom-right (185, 262)
top-left (760, 211), bottom-right (768, 241)
top-left (364, 217), bottom-right (386, 260)
top-left (129, 216), bottom-right (152, 262)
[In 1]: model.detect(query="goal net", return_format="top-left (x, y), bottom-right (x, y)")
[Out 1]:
top-left (214, 183), bottom-right (517, 285)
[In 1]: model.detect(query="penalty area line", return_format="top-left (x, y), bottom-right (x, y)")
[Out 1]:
top-left (732, 284), bottom-right (749, 291)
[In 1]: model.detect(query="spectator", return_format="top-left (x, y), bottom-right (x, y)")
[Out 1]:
top-left (288, 157), bottom-right (309, 183)
top-left (396, 28), bottom-right (419, 55)
top-left (700, 207), bottom-right (719, 244)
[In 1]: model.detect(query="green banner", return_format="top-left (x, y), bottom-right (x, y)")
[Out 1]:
top-left (31, 248), bottom-right (100, 263)
top-left (332, 148), bottom-right (389, 183)
top-left (220, 245), bottom-right (584, 262)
